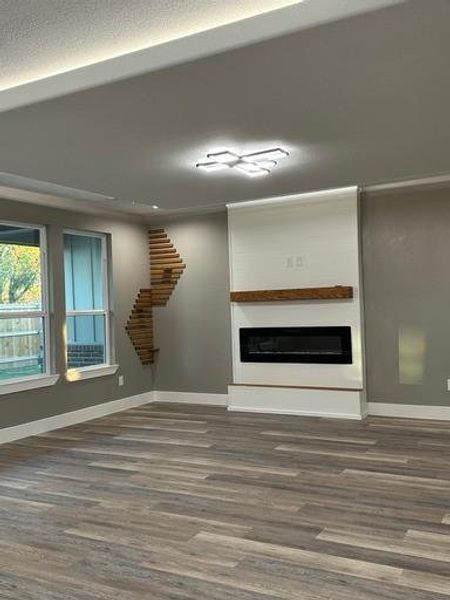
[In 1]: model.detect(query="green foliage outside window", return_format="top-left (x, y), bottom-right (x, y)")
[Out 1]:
top-left (0, 245), bottom-right (41, 306)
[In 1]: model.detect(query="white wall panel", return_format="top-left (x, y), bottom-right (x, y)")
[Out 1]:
top-left (228, 187), bottom-right (364, 391)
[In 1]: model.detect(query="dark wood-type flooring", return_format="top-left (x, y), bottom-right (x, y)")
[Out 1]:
top-left (1, 403), bottom-right (450, 599)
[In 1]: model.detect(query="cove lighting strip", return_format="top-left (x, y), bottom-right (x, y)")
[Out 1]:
top-left (0, 172), bottom-right (116, 203)
top-left (196, 147), bottom-right (289, 177)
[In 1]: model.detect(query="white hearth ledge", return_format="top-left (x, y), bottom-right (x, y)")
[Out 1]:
top-left (228, 385), bottom-right (366, 420)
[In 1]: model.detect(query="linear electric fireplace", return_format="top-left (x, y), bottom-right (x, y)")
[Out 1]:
top-left (239, 326), bottom-right (352, 364)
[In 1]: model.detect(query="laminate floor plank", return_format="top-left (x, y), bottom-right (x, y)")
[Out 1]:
top-left (0, 403), bottom-right (450, 598)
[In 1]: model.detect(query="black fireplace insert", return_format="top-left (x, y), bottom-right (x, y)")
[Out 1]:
top-left (239, 326), bottom-right (352, 364)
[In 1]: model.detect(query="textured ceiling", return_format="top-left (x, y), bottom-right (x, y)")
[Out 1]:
top-left (0, 0), bottom-right (301, 90)
top-left (0, 0), bottom-right (449, 217)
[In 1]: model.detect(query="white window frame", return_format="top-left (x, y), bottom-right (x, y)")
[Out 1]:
top-left (0, 220), bottom-right (59, 395)
top-left (63, 229), bottom-right (117, 380)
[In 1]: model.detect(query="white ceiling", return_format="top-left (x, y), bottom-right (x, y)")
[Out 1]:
top-left (0, 0), bottom-right (302, 90)
top-left (0, 0), bottom-right (402, 112)
top-left (1, 0), bottom-right (449, 219)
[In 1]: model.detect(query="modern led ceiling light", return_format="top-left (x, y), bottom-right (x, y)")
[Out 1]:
top-left (208, 151), bottom-right (239, 164)
top-left (196, 147), bottom-right (289, 177)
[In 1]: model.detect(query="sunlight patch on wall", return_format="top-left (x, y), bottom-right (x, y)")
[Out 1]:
top-left (398, 327), bottom-right (426, 385)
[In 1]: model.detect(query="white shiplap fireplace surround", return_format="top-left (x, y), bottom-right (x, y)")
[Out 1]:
top-left (227, 186), bottom-right (366, 419)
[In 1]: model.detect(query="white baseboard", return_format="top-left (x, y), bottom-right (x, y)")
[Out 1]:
top-left (0, 391), bottom-right (154, 445)
top-left (227, 405), bottom-right (363, 419)
top-left (5, 392), bottom-right (448, 447)
top-left (153, 390), bottom-right (228, 406)
top-left (228, 385), bottom-right (365, 420)
top-left (0, 390), bottom-right (227, 446)
top-left (368, 402), bottom-right (450, 420)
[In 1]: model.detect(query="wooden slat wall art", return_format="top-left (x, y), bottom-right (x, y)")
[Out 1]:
top-left (149, 229), bottom-right (186, 306)
top-left (230, 286), bottom-right (353, 303)
top-left (126, 228), bottom-right (186, 365)
top-left (125, 288), bottom-right (156, 365)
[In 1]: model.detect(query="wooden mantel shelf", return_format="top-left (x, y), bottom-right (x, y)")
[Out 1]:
top-left (230, 286), bottom-right (353, 303)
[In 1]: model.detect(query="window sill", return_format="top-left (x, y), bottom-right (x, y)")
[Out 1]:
top-left (0, 374), bottom-right (60, 396)
top-left (66, 364), bottom-right (119, 382)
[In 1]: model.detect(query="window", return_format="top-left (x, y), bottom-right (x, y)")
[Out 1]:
top-left (64, 231), bottom-right (111, 372)
top-left (0, 222), bottom-right (50, 382)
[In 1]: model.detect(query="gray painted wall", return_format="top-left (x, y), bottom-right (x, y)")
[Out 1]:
top-left (363, 186), bottom-right (450, 406)
top-left (153, 211), bottom-right (232, 394)
top-left (153, 188), bottom-right (450, 408)
top-left (3, 186), bottom-right (448, 423)
top-left (0, 198), bottom-right (152, 429)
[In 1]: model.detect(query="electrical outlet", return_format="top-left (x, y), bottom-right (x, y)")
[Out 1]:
top-left (118, 375), bottom-right (124, 387)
